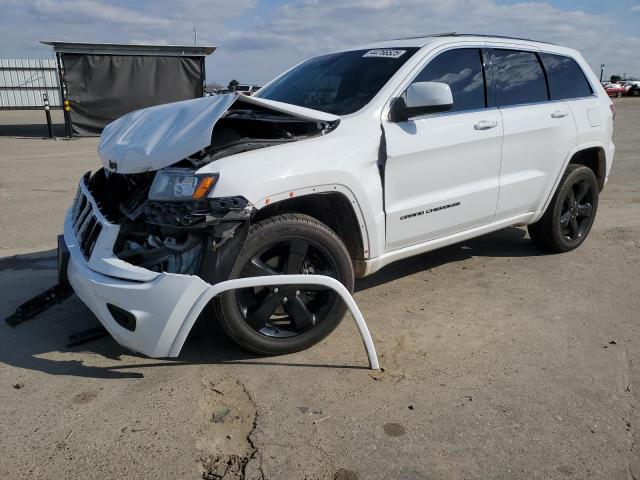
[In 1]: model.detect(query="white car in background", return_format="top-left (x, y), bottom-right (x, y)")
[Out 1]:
top-left (622, 81), bottom-right (640, 94)
top-left (61, 34), bottom-right (615, 358)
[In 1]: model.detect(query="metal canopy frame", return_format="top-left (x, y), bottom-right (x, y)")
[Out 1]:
top-left (39, 41), bottom-right (216, 57)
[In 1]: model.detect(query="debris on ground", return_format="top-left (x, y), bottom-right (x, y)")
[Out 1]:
top-left (12, 383), bottom-right (24, 390)
top-left (5, 283), bottom-right (73, 326)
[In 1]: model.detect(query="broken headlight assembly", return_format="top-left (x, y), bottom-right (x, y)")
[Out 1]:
top-left (149, 168), bottom-right (218, 201)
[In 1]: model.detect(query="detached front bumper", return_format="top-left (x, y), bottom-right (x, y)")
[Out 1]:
top-left (63, 189), bottom-right (210, 358)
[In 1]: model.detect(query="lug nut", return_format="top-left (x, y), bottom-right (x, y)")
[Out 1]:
top-left (295, 290), bottom-right (300, 296)
top-left (273, 287), bottom-right (279, 293)
top-left (282, 296), bottom-right (288, 303)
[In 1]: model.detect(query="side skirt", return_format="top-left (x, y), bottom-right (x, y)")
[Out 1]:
top-left (362, 211), bottom-right (538, 276)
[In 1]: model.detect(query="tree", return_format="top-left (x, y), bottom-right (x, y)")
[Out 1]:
top-left (228, 79), bottom-right (239, 91)
top-left (610, 75), bottom-right (621, 83)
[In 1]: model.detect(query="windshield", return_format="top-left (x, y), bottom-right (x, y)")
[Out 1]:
top-left (256, 48), bottom-right (419, 115)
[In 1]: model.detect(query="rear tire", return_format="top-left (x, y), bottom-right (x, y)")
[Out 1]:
top-left (528, 164), bottom-right (599, 253)
top-left (214, 213), bottom-right (354, 355)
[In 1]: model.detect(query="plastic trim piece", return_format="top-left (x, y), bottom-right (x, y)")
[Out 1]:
top-left (169, 274), bottom-right (379, 370)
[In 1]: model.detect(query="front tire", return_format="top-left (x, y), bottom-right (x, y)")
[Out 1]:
top-left (214, 213), bottom-right (354, 355)
top-left (528, 164), bottom-right (599, 253)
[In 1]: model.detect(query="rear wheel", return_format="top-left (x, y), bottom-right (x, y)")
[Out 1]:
top-left (528, 164), bottom-right (599, 253)
top-left (214, 213), bottom-right (354, 355)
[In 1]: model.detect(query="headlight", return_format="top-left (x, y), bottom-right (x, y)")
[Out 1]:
top-left (149, 168), bottom-right (218, 201)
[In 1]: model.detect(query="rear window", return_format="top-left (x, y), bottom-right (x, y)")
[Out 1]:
top-left (492, 49), bottom-right (548, 107)
top-left (540, 53), bottom-right (593, 100)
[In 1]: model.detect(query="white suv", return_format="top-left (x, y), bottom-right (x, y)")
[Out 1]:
top-left (62, 34), bottom-right (614, 357)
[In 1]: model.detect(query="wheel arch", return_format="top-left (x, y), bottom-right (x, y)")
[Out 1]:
top-left (252, 186), bottom-right (370, 277)
top-left (568, 146), bottom-right (607, 192)
top-left (534, 143), bottom-right (607, 223)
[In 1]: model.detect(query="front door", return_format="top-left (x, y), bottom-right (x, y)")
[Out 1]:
top-left (383, 47), bottom-right (503, 251)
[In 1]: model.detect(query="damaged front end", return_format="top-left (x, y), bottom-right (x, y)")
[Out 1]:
top-left (58, 93), bottom-right (341, 357)
top-left (85, 167), bottom-right (254, 285)
top-left (86, 93), bottom-right (339, 283)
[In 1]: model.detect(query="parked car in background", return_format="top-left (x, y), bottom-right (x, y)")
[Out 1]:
top-left (235, 84), bottom-right (260, 96)
top-left (622, 81), bottom-right (640, 95)
top-left (628, 84), bottom-right (640, 97)
top-left (604, 83), bottom-right (625, 97)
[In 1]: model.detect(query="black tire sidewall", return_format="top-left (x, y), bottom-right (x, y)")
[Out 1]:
top-left (216, 214), bottom-right (354, 355)
top-left (549, 166), bottom-right (599, 251)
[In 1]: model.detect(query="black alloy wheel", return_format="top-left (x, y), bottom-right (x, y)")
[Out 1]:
top-left (528, 164), bottom-right (599, 253)
top-left (236, 238), bottom-right (338, 338)
top-left (558, 178), bottom-right (595, 244)
top-left (213, 213), bottom-right (354, 355)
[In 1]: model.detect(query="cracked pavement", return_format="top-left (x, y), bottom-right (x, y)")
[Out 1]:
top-left (1, 101), bottom-right (639, 479)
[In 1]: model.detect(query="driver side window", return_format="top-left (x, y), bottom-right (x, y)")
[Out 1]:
top-left (412, 48), bottom-right (487, 112)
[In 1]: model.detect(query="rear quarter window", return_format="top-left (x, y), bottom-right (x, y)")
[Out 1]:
top-left (540, 53), bottom-right (593, 100)
top-left (491, 49), bottom-right (548, 107)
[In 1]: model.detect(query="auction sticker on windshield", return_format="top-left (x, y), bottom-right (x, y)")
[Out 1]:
top-left (363, 49), bottom-right (406, 59)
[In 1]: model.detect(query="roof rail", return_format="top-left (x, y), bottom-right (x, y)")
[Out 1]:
top-left (389, 32), bottom-right (555, 45)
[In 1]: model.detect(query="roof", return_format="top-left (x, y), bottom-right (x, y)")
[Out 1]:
top-left (354, 33), bottom-right (557, 50)
top-left (39, 41), bottom-right (216, 57)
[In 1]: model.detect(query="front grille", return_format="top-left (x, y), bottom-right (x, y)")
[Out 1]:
top-left (70, 180), bottom-right (103, 260)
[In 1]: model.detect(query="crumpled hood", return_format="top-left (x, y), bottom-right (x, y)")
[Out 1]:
top-left (98, 94), bottom-right (339, 174)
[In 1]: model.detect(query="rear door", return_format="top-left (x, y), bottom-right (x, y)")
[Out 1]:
top-left (383, 47), bottom-right (503, 250)
top-left (539, 52), bottom-right (603, 185)
top-left (490, 48), bottom-right (578, 219)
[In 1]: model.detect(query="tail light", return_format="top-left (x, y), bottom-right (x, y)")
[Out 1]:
top-left (610, 102), bottom-right (616, 121)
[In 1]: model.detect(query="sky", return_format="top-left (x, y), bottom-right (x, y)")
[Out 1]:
top-left (1, 0), bottom-right (639, 85)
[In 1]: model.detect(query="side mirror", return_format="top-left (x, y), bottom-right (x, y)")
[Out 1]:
top-left (389, 81), bottom-right (453, 122)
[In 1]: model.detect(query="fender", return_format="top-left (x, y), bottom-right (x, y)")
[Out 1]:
top-left (532, 141), bottom-right (608, 223)
top-left (254, 183), bottom-right (372, 260)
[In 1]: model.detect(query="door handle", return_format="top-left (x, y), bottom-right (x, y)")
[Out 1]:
top-left (551, 110), bottom-right (570, 119)
top-left (474, 120), bottom-right (498, 130)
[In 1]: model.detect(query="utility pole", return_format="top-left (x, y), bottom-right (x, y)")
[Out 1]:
top-left (600, 64), bottom-right (605, 82)
top-left (193, 24), bottom-right (197, 45)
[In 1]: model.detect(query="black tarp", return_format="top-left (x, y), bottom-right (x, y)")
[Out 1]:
top-left (60, 54), bottom-right (203, 136)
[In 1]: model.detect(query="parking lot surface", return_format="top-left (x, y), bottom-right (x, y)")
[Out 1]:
top-left (1, 101), bottom-right (639, 479)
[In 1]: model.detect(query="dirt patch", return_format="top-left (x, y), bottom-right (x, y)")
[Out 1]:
top-left (72, 391), bottom-right (97, 404)
top-left (201, 454), bottom-right (249, 480)
top-left (197, 378), bottom-right (264, 479)
top-left (333, 468), bottom-right (359, 480)
top-left (383, 422), bottom-right (406, 437)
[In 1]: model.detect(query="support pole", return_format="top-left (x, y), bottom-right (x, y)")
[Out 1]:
top-left (42, 93), bottom-right (53, 139)
top-left (54, 52), bottom-right (72, 138)
top-left (63, 100), bottom-right (72, 138)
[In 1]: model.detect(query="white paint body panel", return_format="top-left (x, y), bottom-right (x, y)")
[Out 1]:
top-left (384, 108), bottom-right (503, 250)
top-left (495, 101), bottom-right (577, 219)
top-left (98, 94), bottom-right (338, 174)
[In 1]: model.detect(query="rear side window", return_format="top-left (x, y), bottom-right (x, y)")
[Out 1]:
top-left (492, 49), bottom-right (548, 107)
top-left (412, 48), bottom-right (486, 112)
top-left (540, 53), bottom-right (593, 100)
